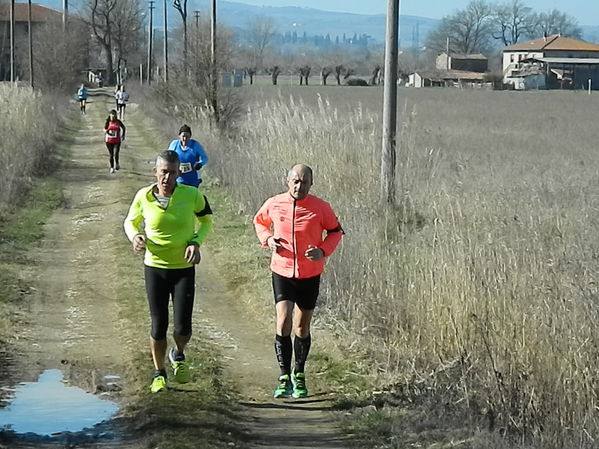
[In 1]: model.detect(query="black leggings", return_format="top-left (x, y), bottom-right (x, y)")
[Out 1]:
top-left (105, 142), bottom-right (121, 168)
top-left (144, 265), bottom-right (195, 340)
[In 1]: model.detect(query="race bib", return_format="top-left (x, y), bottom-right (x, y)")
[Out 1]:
top-left (180, 162), bottom-right (192, 173)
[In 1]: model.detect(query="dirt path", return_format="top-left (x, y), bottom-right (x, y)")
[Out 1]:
top-left (1, 90), bottom-right (351, 449)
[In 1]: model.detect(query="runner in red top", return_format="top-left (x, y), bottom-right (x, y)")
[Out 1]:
top-left (253, 164), bottom-right (344, 399)
top-left (103, 109), bottom-right (126, 173)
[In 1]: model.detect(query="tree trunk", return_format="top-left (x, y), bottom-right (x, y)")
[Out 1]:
top-left (183, 20), bottom-right (188, 68)
top-left (104, 43), bottom-right (115, 84)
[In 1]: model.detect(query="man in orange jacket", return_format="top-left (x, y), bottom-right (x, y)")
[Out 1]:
top-left (253, 164), bottom-right (344, 398)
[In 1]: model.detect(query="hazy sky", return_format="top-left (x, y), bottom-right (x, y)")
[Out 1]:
top-left (233, 0), bottom-right (599, 25)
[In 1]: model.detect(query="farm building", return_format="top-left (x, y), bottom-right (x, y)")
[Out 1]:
top-left (0, 3), bottom-right (62, 81)
top-left (503, 35), bottom-right (599, 90)
top-left (407, 70), bottom-right (487, 88)
top-left (436, 53), bottom-right (488, 73)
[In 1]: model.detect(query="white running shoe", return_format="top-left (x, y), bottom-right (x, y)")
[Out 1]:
top-left (110, 168), bottom-right (115, 173)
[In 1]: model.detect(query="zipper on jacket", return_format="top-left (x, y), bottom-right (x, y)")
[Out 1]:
top-left (292, 199), bottom-right (297, 277)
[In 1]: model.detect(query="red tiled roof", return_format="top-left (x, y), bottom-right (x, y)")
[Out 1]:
top-left (504, 35), bottom-right (599, 52)
top-left (0, 3), bottom-right (62, 23)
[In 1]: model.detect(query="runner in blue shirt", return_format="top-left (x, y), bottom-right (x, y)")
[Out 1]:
top-left (77, 84), bottom-right (88, 115)
top-left (167, 124), bottom-right (209, 187)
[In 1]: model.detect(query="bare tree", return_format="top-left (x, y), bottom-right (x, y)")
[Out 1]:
top-left (186, 15), bottom-right (235, 94)
top-left (492, 0), bottom-right (534, 46)
top-left (369, 65), bottom-right (381, 85)
top-left (320, 66), bottom-right (332, 85)
top-left (298, 65), bottom-right (310, 85)
top-left (246, 66), bottom-right (256, 84)
top-left (19, 17), bottom-right (89, 90)
top-left (246, 15), bottom-right (277, 70)
top-left (112, 0), bottom-right (144, 83)
top-left (530, 9), bottom-right (582, 39)
top-left (173, 0), bottom-right (188, 63)
top-left (87, 0), bottom-right (117, 84)
top-left (270, 65), bottom-right (281, 85)
top-left (334, 64), bottom-right (347, 85)
top-left (85, 0), bottom-right (142, 84)
top-left (426, 0), bottom-right (494, 55)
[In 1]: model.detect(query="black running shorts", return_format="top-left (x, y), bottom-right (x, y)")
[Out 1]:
top-left (271, 272), bottom-right (321, 310)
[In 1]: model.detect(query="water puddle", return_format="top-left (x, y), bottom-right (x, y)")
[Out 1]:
top-left (0, 369), bottom-right (118, 436)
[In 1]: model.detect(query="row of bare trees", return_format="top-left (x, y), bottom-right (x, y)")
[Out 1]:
top-left (426, 0), bottom-right (583, 55)
top-left (244, 64), bottom-right (382, 87)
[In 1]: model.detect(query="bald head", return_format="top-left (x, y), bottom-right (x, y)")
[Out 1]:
top-left (288, 164), bottom-right (313, 183)
top-left (287, 164), bottom-right (313, 200)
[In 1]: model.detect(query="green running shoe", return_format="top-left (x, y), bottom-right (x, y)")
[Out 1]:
top-left (291, 372), bottom-right (308, 398)
top-left (150, 375), bottom-right (167, 393)
top-left (273, 374), bottom-right (293, 398)
top-left (169, 348), bottom-right (190, 383)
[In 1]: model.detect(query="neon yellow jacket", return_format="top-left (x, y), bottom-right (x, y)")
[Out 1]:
top-left (124, 183), bottom-right (213, 269)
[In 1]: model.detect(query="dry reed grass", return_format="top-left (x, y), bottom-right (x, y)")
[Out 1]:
top-left (142, 83), bottom-right (599, 447)
top-left (0, 84), bottom-right (62, 207)
top-left (199, 86), bottom-right (599, 448)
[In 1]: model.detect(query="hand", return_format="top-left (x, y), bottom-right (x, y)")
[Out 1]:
top-left (193, 162), bottom-right (203, 170)
top-left (185, 244), bottom-right (201, 264)
top-left (267, 236), bottom-right (282, 253)
top-left (304, 245), bottom-right (324, 261)
top-left (132, 234), bottom-right (146, 253)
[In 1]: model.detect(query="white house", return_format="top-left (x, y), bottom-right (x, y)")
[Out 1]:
top-left (503, 35), bottom-right (599, 89)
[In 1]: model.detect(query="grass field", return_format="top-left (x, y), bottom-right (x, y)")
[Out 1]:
top-left (143, 82), bottom-right (599, 447)
top-left (228, 85), bottom-right (599, 448)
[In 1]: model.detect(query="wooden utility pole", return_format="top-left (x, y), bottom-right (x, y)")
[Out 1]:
top-left (10, 0), bottom-right (14, 82)
top-left (194, 10), bottom-right (200, 81)
top-left (211, 0), bottom-right (218, 122)
top-left (381, 0), bottom-right (399, 204)
top-left (62, 0), bottom-right (68, 32)
top-left (163, 0), bottom-right (168, 82)
top-left (28, 0), bottom-right (34, 88)
top-left (147, 0), bottom-right (155, 84)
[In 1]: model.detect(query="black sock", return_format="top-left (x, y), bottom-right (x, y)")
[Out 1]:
top-left (275, 334), bottom-right (292, 376)
top-left (294, 334), bottom-right (311, 374)
top-left (172, 347), bottom-right (185, 361)
top-left (153, 369), bottom-right (167, 378)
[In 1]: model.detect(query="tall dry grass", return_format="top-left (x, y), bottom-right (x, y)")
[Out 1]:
top-left (196, 87), bottom-right (599, 448)
top-left (0, 84), bottom-right (62, 206)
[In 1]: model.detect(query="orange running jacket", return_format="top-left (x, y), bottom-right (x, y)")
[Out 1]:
top-left (253, 193), bottom-right (343, 279)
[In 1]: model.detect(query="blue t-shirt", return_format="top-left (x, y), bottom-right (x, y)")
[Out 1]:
top-left (167, 139), bottom-right (209, 187)
top-left (77, 88), bottom-right (88, 100)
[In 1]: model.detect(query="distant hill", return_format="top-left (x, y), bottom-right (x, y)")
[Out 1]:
top-left (36, 0), bottom-right (437, 48)
top-left (32, 1), bottom-right (599, 48)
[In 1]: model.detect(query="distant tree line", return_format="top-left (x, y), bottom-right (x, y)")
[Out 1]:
top-left (426, 0), bottom-right (583, 55)
top-left (276, 31), bottom-right (371, 48)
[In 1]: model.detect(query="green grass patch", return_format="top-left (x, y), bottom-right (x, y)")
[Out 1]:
top-left (202, 186), bottom-right (271, 305)
top-left (1, 177), bottom-right (64, 249)
top-left (0, 176), bottom-right (64, 339)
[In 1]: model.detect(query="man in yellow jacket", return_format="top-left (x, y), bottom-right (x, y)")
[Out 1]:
top-left (124, 150), bottom-right (213, 393)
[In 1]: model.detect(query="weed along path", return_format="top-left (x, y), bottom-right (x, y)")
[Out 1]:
top-left (0, 90), bottom-right (352, 449)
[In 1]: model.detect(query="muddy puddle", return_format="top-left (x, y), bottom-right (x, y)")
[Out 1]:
top-left (0, 369), bottom-right (119, 443)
